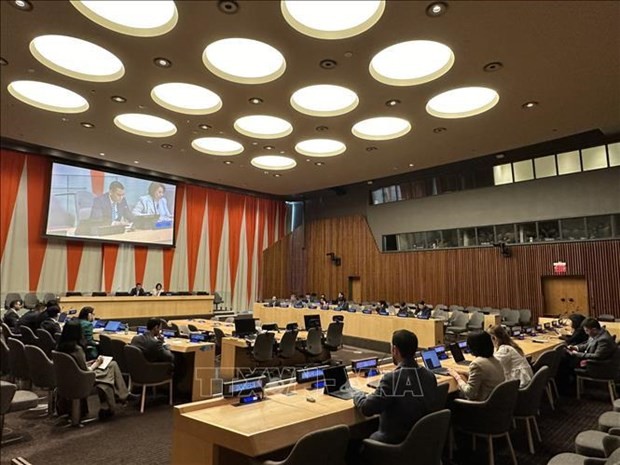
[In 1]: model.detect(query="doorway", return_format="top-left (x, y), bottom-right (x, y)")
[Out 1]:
top-left (542, 276), bottom-right (589, 316)
top-left (348, 276), bottom-right (361, 303)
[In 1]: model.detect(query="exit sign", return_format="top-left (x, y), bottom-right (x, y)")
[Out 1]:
top-left (553, 261), bottom-right (567, 274)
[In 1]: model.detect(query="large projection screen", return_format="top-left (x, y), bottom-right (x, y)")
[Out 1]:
top-left (45, 162), bottom-right (177, 246)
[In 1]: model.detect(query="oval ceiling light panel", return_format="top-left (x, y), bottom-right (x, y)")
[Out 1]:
top-left (251, 155), bottom-right (297, 171)
top-left (151, 83), bottom-right (222, 115)
top-left (370, 40), bottom-right (455, 86)
top-left (234, 115), bottom-right (293, 139)
top-left (191, 137), bottom-right (244, 156)
top-left (295, 139), bottom-right (346, 157)
top-left (114, 113), bottom-right (177, 137)
top-left (281, 0), bottom-right (385, 39)
top-left (290, 85), bottom-right (358, 117)
top-left (70, 0), bottom-right (178, 37)
top-left (7, 80), bottom-right (89, 113)
top-left (203, 38), bottom-right (286, 84)
top-left (352, 117), bottom-right (411, 140)
top-left (30, 35), bottom-right (124, 82)
top-left (426, 86), bottom-right (500, 118)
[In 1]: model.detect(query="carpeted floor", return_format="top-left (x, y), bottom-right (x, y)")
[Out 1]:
top-left (1, 362), bottom-right (614, 465)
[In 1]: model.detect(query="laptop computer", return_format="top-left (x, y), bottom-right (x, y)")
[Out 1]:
top-left (449, 343), bottom-right (471, 366)
top-left (323, 365), bottom-right (360, 400)
top-left (458, 340), bottom-right (470, 354)
top-left (421, 349), bottom-right (449, 376)
top-left (433, 345), bottom-right (449, 360)
top-left (104, 321), bottom-right (122, 332)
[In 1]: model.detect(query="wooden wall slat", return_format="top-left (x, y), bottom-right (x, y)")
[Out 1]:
top-left (261, 216), bottom-right (620, 321)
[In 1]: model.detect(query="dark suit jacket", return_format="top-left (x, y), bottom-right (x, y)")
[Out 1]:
top-left (576, 329), bottom-right (616, 361)
top-left (2, 308), bottom-right (20, 329)
top-left (40, 318), bottom-right (61, 336)
top-left (18, 310), bottom-right (41, 330)
top-left (129, 287), bottom-right (146, 296)
top-left (90, 194), bottom-right (133, 223)
top-left (353, 360), bottom-right (438, 444)
top-left (130, 333), bottom-right (174, 363)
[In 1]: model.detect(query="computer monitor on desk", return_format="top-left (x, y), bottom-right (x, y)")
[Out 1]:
top-left (304, 314), bottom-right (321, 330)
top-left (234, 317), bottom-right (257, 337)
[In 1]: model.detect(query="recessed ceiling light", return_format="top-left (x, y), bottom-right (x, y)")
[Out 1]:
top-left (426, 2), bottom-right (447, 17)
top-left (7, 80), bottom-right (89, 113)
top-left (191, 137), bottom-right (244, 156)
top-left (234, 115), bottom-right (293, 139)
top-left (408, 163), bottom-right (414, 167)
top-left (319, 59), bottom-right (338, 69)
top-left (367, 180), bottom-right (373, 185)
top-left (433, 127), bottom-right (447, 133)
top-left (496, 153), bottom-right (505, 159)
top-left (70, 0), bottom-right (178, 37)
top-left (151, 82), bottom-right (222, 115)
top-left (426, 86), bottom-right (499, 118)
top-left (370, 40), bottom-right (454, 86)
top-left (366, 146), bottom-right (378, 151)
top-left (153, 57), bottom-right (172, 68)
top-left (61, 117), bottom-right (70, 122)
top-left (114, 113), bottom-right (177, 137)
top-left (316, 125), bottom-right (329, 132)
top-left (295, 139), bottom-right (346, 157)
top-left (99, 152), bottom-right (105, 156)
top-left (133, 160), bottom-right (140, 164)
top-left (290, 84), bottom-right (358, 117)
top-left (203, 38), bottom-right (286, 84)
top-left (11, 0), bottom-right (32, 11)
top-left (218, 0), bottom-right (239, 14)
top-left (161, 143), bottom-right (173, 149)
top-left (80, 122), bottom-right (95, 128)
top-left (281, 0), bottom-right (385, 39)
top-left (251, 155), bottom-right (297, 170)
top-left (264, 145), bottom-right (274, 150)
top-left (352, 117), bottom-right (412, 140)
top-left (249, 97), bottom-right (263, 105)
top-left (385, 99), bottom-right (401, 107)
top-left (198, 123), bottom-right (212, 130)
top-left (314, 162), bottom-right (324, 166)
top-left (30, 35), bottom-right (124, 82)
top-left (483, 61), bottom-right (504, 72)
top-left (522, 101), bottom-right (539, 109)
top-left (111, 95), bottom-right (126, 103)
top-left (223, 160), bottom-right (234, 165)
top-left (0, 57), bottom-right (8, 66)
top-left (273, 173), bottom-right (281, 178)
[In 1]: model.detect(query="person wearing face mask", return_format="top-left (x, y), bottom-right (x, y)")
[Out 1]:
top-left (132, 181), bottom-right (172, 220)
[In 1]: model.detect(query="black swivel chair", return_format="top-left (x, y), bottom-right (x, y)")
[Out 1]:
top-left (98, 334), bottom-right (113, 357)
top-left (123, 345), bottom-right (174, 413)
top-left (514, 366), bottom-right (550, 454)
top-left (323, 322), bottom-right (344, 352)
top-left (35, 328), bottom-right (57, 358)
top-left (19, 326), bottom-right (39, 347)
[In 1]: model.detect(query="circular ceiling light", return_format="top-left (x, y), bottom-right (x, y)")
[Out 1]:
top-left (234, 115), bottom-right (293, 139)
top-left (203, 38), bottom-right (286, 84)
top-left (151, 82), bottom-right (222, 115)
top-left (426, 86), bottom-right (499, 118)
top-left (290, 84), bottom-right (358, 117)
top-left (191, 137), bottom-right (244, 156)
top-left (30, 35), bottom-right (124, 82)
top-left (114, 113), bottom-right (177, 137)
top-left (7, 80), bottom-right (89, 113)
top-left (352, 117), bottom-right (411, 140)
top-left (295, 139), bottom-right (346, 157)
top-left (70, 0), bottom-right (178, 37)
top-left (251, 155), bottom-right (297, 171)
top-left (281, 0), bottom-right (385, 39)
top-left (369, 40), bottom-right (454, 86)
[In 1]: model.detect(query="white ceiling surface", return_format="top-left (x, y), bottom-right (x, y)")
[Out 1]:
top-left (1, 1), bottom-right (619, 196)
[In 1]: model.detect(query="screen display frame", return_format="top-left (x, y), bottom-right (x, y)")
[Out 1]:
top-left (44, 160), bottom-right (178, 248)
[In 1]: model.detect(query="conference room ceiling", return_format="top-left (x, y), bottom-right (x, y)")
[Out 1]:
top-left (1, 1), bottom-right (619, 196)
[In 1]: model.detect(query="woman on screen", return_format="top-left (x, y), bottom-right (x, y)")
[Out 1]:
top-left (132, 182), bottom-right (172, 220)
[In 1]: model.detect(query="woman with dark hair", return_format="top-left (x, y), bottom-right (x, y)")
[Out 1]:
top-left (447, 331), bottom-right (505, 401)
top-left (488, 325), bottom-right (533, 387)
top-left (151, 282), bottom-right (164, 297)
top-left (57, 321), bottom-right (129, 419)
top-left (561, 313), bottom-right (588, 345)
top-left (132, 181), bottom-right (172, 219)
top-left (78, 306), bottom-right (98, 360)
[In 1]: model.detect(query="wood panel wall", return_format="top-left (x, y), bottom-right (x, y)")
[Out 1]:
top-left (261, 215), bottom-right (620, 321)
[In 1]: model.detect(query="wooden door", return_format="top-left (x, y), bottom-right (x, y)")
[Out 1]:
top-left (542, 276), bottom-right (589, 316)
top-left (348, 276), bottom-right (361, 303)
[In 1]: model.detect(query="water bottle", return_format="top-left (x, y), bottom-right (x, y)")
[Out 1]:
top-left (124, 322), bottom-right (129, 335)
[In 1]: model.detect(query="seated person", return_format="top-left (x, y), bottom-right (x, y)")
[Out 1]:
top-left (130, 283), bottom-right (146, 296)
top-left (132, 181), bottom-right (172, 220)
top-left (561, 313), bottom-right (588, 345)
top-left (488, 325), bottom-right (533, 387)
top-left (77, 306), bottom-right (98, 360)
top-left (18, 302), bottom-right (46, 331)
top-left (2, 299), bottom-right (23, 329)
top-left (151, 282), bottom-right (164, 297)
top-left (354, 329), bottom-right (438, 444)
top-left (39, 305), bottom-right (62, 335)
top-left (90, 180), bottom-right (133, 225)
top-left (447, 331), bottom-right (505, 401)
top-left (130, 318), bottom-right (174, 363)
top-left (567, 317), bottom-right (615, 364)
top-left (56, 320), bottom-right (129, 418)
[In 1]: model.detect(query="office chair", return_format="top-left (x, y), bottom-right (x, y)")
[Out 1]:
top-left (35, 328), bottom-right (56, 358)
top-left (7, 338), bottom-right (31, 389)
top-left (24, 345), bottom-right (56, 415)
top-left (123, 345), bottom-right (174, 413)
top-left (278, 330), bottom-right (299, 361)
top-left (532, 350), bottom-right (561, 410)
top-left (250, 332), bottom-right (276, 372)
top-left (213, 292), bottom-right (224, 311)
top-left (52, 351), bottom-right (96, 427)
top-left (18, 326), bottom-right (39, 347)
top-left (302, 328), bottom-right (323, 363)
top-left (4, 293), bottom-right (22, 310)
top-left (323, 322), bottom-right (344, 351)
top-left (547, 446), bottom-right (620, 465)
top-left (23, 293), bottom-right (39, 309)
top-left (514, 366), bottom-right (550, 454)
top-left (98, 334), bottom-right (113, 357)
top-left (576, 346), bottom-right (620, 407)
top-left (1, 381), bottom-right (39, 445)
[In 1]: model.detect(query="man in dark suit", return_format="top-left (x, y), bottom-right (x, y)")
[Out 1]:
top-left (129, 283), bottom-right (146, 296)
top-left (567, 317), bottom-right (616, 363)
top-left (353, 329), bottom-right (439, 445)
top-left (90, 180), bottom-right (133, 224)
top-left (130, 318), bottom-right (174, 363)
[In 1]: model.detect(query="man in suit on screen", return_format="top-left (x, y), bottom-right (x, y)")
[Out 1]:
top-left (90, 180), bottom-right (133, 224)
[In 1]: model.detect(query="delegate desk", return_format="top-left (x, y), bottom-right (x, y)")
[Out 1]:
top-left (60, 295), bottom-right (214, 320)
top-left (253, 303), bottom-right (443, 349)
top-left (539, 316), bottom-right (620, 341)
top-left (172, 334), bottom-right (562, 465)
top-left (102, 331), bottom-right (216, 401)
top-left (170, 319), bottom-right (310, 379)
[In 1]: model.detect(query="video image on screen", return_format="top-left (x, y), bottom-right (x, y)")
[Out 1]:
top-left (45, 163), bottom-right (176, 246)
